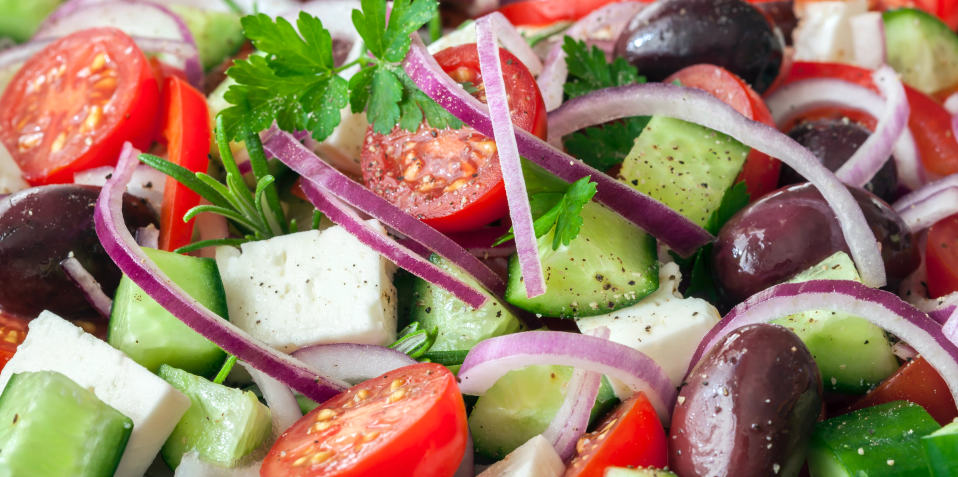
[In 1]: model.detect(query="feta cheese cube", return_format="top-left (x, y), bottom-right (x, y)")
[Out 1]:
top-left (793, 0), bottom-right (868, 64)
top-left (478, 435), bottom-right (565, 477)
top-left (0, 143), bottom-right (27, 195)
top-left (216, 223), bottom-right (398, 353)
top-left (0, 312), bottom-right (191, 477)
top-left (576, 262), bottom-right (721, 390)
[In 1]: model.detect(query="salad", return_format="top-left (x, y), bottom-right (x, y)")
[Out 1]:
top-left (0, 0), bottom-right (956, 475)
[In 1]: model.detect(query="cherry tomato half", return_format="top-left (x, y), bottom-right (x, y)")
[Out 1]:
top-left (261, 363), bottom-right (468, 477)
top-left (0, 314), bottom-right (27, 376)
top-left (844, 356), bottom-right (958, 426)
top-left (926, 213), bottom-right (958, 299)
top-left (0, 28), bottom-right (159, 185)
top-left (563, 392), bottom-right (668, 477)
top-left (666, 64), bottom-right (783, 200)
top-left (499, 0), bottom-right (630, 26)
top-left (360, 44), bottom-right (547, 233)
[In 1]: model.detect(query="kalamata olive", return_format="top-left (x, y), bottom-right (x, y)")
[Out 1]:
top-left (669, 324), bottom-right (823, 477)
top-left (780, 120), bottom-right (898, 203)
top-left (754, 0), bottom-right (796, 46)
top-left (614, 0), bottom-right (784, 93)
top-left (711, 182), bottom-right (919, 305)
top-left (0, 185), bottom-right (158, 319)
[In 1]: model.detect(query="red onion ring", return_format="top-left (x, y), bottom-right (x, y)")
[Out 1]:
top-left (60, 256), bottom-right (113, 318)
top-left (476, 13), bottom-right (545, 298)
top-left (850, 12), bottom-right (886, 70)
top-left (545, 82), bottom-right (887, 287)
top-left (262, 129), bottom-right (504, 302)
top-left (291, 343), bottom-right (417, 385)
top-left (240, 362), bottom-right (303, 437)
top-left (894, 173), bottom-right (958, 212)
top-left (457, 331), bottom-right (677, 424)
top-left (895, 186), bottom-right (958, 232)
top-left (686, 279), bottom-right (958, 405)
top-left (765, 74), bottom-right (925, 191)
top-left (403, 35), bottom-right (713, 258)
top-left (95, 142), bottom-right (349, 404)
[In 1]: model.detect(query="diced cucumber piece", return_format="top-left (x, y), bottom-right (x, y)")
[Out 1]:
top-left (923, 420), bottom-right (958, 476)
top-left (470, 364), bottom-right (619, 460)
top-left (884, 8), bottom-right (958, 95)
top-left (505, 201), bottom-right (659, 318)
top-left (619, 116), bottom-right (750, 228)
top-left (109, 247), bottom-right (229, 379)
top-left (605, 468), bottom-right (679, 477)
top-left (772, 252), bottom-right (899, 394)
top-left (0, 371), bottom-right (132, 477)
top-left (807, 401), bottom-right (940, 477)
top-left (168, 4), bottom-right (244, 71)
top-left (158, 365), bottom-right (272, 470)
top-left (411, 254), bottom-right (524, 372)
top-left (0, 0), bottom-right (61, 43)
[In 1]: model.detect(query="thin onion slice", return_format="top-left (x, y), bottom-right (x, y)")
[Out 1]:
top-left (240, 362), bottom-right (303, 437)
top-left (894, 173), bottom-right (958, 211)
top-left (60, 256), bottom-right (113, 318)
top-left (542, 326), bottom-right (609, 460)
top-left (297, 178), bottom-right (490, 309)
top-left (457, 331), bottom-right (677, 424)
top-left (895, 186), bottom-right (958, 232)
top-left (403, 35), bottom-right (713, 258)
top-left (765, 74), bottom-right (924, 190)
top-left (174, 451), bottom-right (260, 477)
top-left (482, 12), bottom-right (542, 76)
top-left (95, 142), bottom-right (348, 404)
top-left (850, 12), bottom-right (886, 70)
top-left (687, 279), bottom-right (958, 405)
top-left (291, 343), bottom-right (417, 385)
top-left (476, 14), bottom-right (544, 298)
top-left (455, 430), bottom-right (475, 477)
top-left (262, 129), bottom-right (503, 302)
top-left (545, 83), bottom-right (887, 287)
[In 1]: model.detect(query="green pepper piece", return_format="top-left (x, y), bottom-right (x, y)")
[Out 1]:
top-left (924, 420), bottom-right (958, 476)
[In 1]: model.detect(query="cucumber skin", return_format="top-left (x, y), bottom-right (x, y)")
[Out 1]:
top-left (0, 371), bottom-right (132, 477)
top-left (108, 247), bottom-right (229, 379)
top-left (168, 5), bottom-right (245, 71)
top-left (505, 201), bottom-right (659, 318)
top-left (884, 8), bottom-right (958, 95)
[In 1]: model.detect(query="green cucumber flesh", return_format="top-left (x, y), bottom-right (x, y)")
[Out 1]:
top-left (108, 247), bottom-right (229, 379)
top-left (923, 421), bottom-right (958, 476)
top-left (168, 5), bottom-right (244, 71)
top-left (469, 364), bottom-right (619, 460)
top-left (0, 371), bottom-right (132, 477)
top-left (619, 116), bottom-right (750, 228)
top-left (159, 365), bottom-right (272, 470)
top-left (772, 252), bottom-right (899, 394)
top-left (505, 201), bottom-right (658, 318)
top-left (884, 8), bottom-right (958, 95)
top-left (0, 0), bottom-right (61, 43)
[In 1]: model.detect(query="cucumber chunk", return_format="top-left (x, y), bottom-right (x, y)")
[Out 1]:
top-left (505, 201), bottom-right (659, 318)
top-left (0, 0), bottom-right (61, 43)
top-left (0, 370), bottom-right (133, 477)
top-left (807, 401), bottom-right (940, 477)
top-left (470, 364), bottom-right (619, 460)
top-left (109, 247), bottom-right (229, 379)
top-left (159, 365), bottom-right (272, 470)
top-left (619, 116), bottom-right (750, 228)
top-left (772, 252), bottom-right (899, 394)
top-left (923, 421), bottom-right (958, 476)
top-left (605, 468), bottom-right (679, 477)
top-left (884, 8), bottom-right (958, 95)
top-left (168, 5), bottom-right (244, 71)
top-left (411, 254), bottom-right (524, 372)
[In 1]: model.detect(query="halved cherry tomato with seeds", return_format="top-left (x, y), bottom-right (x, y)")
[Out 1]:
top-left (261, 363), bottom-right (467, 477)
top-left (499, 0), bottom-right (631, 26)
top-left (0, 28), bottom-right (159, 185)
top-left (926, 213), bottom-right (958, 299)
top-left (843, 356), bottom-right (958, 426)
top-left (360, 44), bottom-right (547, 233)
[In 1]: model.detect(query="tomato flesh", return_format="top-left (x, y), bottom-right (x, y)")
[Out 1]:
top-left (563, 392), bottom-right (668, 477)
top-left (0, 28), bottom-right (159, 185)
top-left (926, 213), bottom-right (958, 299)
top-left (261, 363), bottom-right (467, 477)
top-left (361, 44), bottom-right (547, 233)
top-left (844, 356), bottom-right (958, 426)
top-left (499, 0), bottom-right (630, 26)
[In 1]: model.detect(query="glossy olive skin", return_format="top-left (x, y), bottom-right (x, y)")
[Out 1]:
top-left (614, 0), bottom-right (783, 93)
top-left (754, 0), bottom-right (796, 47)
top-left (780, 120), bottom-right (898, 203)
top-left (712, 183), bottom-right (919, 304)
top-left (0, 185), bottom-right (158, 319)
top-left (670, 324), bottom-right (823, 477)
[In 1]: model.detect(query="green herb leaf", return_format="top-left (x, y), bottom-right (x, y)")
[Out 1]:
top-left (383, 0), bottom-right (437, 62)
top-left (562, 36), bottom-right (644, 99)
top-left (706, 180), bottom-right (750, 235)
top-left (563, 116), bottom-right (651, 171)
top-left (368, 66), bottom-right (404, 134)
top-left (494, 176), bottom-right (598, 250)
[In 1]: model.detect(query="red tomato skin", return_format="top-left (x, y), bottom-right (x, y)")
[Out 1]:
top-left (261, 363), bottom-right (467, 477)
top-left (665, 64), bottom-right (783, 200)
top-left (844, 356), bottom-right (958, 426)
top-left (926, 213), bottom-right (958, 298)
top-left (156, 76), bottom-right (211, 253)
top-left (0, 28), bottom-right (159, 185)
top-left (499, 0), bottom-right (630, 26)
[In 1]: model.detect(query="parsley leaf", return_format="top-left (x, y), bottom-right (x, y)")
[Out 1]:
top-left (705, 180), bottom-right (750, 236)
top-left (563, 36), bottom-right (644, 99)
top-left (563, 116), bottom-right (651, 171)
top-left (495, 177), bottom-right (598, 250)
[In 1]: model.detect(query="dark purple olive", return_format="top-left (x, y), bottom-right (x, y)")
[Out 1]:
top-left (711, 182), bottom-right (919, 304)
top-left (669, 323), bottom-right (822, 477)
top-left (754, 0), bottom-right (796, 46)
top-left (0, 185), bottom-right (158, 319)
top-left (614, 0), bottom-right (784, 93)
top-left (780, 119), bottom-right (898, 203)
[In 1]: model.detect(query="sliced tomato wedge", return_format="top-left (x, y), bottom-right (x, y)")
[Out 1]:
top-left (666, 64), bottom-right (782, 201)
top-left (843, 356), bottom-right (958, 426)
top-left (0, 314), bottom-right (27, 376)
top-left (155, 76), bottom-right (211, 253)
top-left (0, 28), bottom-right (159, 185)
top-left (262, 363), bottom-right (467, 477)
top-left (926, 213), bottom-right (958, 299)
top-left (563, 392), bottom-right (668, 477)
top-left (499, 0), bottom-right (630, 26)
top-left (360, 44), bottom-right (547, 233)
top-left (780, 62), bottom-right (958, 177)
